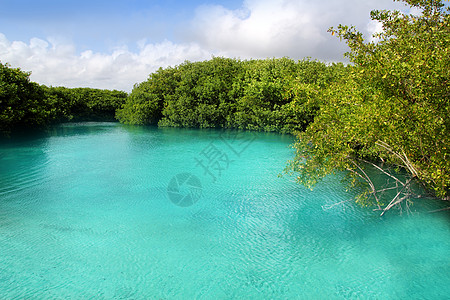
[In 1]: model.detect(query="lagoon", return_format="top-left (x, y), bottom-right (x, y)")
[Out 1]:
top-left (0, 122), bottom-right (449, 299)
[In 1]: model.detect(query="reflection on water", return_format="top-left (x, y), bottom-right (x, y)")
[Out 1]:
top-left (0, 122), bottom-right (449, 299)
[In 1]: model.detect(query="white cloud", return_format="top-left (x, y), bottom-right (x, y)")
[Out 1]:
top-left (367, 20), bottom-right (384, 43)
top-left (189, 0), bottom-right (405, 60)
top-left (0, 0), bottom-right (408, 91)
top-left (190, 0), bottom-right (324, 58)
top-left (0, 33), bottom-right (211, 92)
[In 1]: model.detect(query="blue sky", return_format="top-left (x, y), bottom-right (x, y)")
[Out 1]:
top-left (0, 0), bottom-right (407, 91)
top-left (1, 0), bottom-right (243, 51)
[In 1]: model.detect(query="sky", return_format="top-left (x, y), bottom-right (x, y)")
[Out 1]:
top-left (0, 0), bottom-right (408, 92)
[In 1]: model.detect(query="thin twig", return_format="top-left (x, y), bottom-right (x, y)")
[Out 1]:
top-left (349, 159), bottom-right (381, 208)
top-left (428, 207), bottom-right (450, 213)
top-left (369, 186), bottom-right (401, 194)
top-left (359, 158), bottom-right (406, 186)
top-left (375, 140), bottom-right (418, 177)
top-left (382, 195), bottom-right (410, 216)
top-left (380, 178), bottom-right (413, 216)
top-left (322, 198), bottom-right (354, 210)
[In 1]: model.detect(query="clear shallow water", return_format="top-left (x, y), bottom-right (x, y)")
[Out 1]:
top-left (0, 122), bottom-right (449, 299)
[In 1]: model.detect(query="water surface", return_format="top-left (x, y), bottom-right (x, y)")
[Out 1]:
top-left (0, 122), bottom-right (449, 299)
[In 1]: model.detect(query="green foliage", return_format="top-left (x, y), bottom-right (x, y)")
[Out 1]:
top-left (0, 62), bottom-right (52, 133)
top-left (0, 62), bottom-right (127, 135)
top-left (116, 66), bottom-right (179, 125)
top-left (288, 0), bottom-right (450, 208)
top-left (117, 57), bottom-right (347, 133)
top-left (44, 86), bottom-right (127, 122)
top-left (159, 57), bottom-right (243, 128)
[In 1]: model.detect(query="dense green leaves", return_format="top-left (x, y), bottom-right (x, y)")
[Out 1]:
top-left (289, 0), bottom-right (450, 209)
top-left (0, 63), bottom-right (52, 133)
top-left (44, 86), bottom-right (127, 122)
top-left (117, 57), bottom-right (347, 133)
top-left (0, 62), bottom-right (127, 135)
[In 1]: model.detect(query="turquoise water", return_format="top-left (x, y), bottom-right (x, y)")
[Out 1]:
top-left (0, 122), bottom-right (449, 299)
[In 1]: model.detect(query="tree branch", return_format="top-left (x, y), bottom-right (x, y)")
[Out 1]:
top-left (380, 178), bottom-right (414, 216)
top-left (349, 159), bottom-right (381, 208)
top-left (358, 158), bottom-right (406, 186)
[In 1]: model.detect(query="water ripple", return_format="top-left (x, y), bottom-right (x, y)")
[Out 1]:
top-left (0, 124), bottom-right (449, 299)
